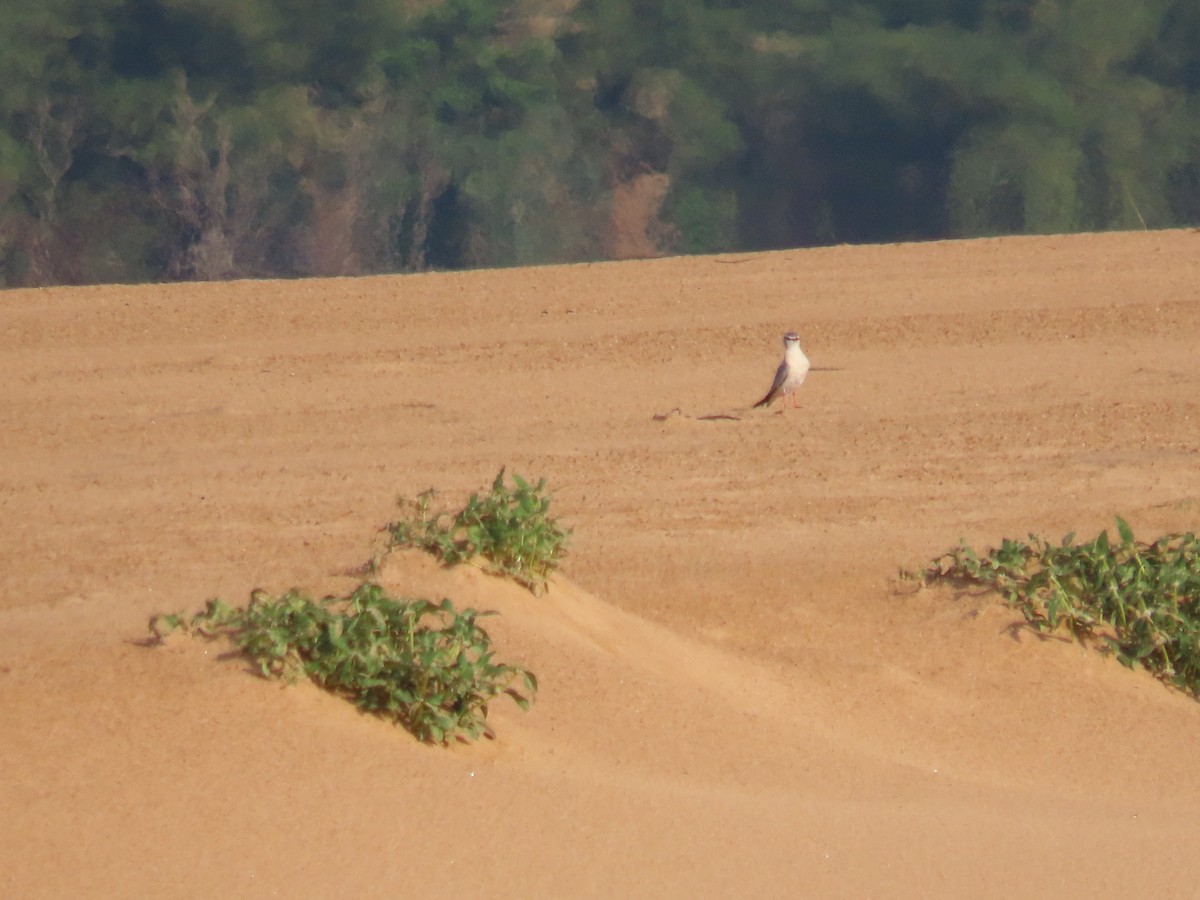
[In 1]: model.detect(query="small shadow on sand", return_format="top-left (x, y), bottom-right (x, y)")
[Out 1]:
top-left (337, 560), bottom-right (376, 579)
top-left (652, 370), bottom-right (846, 422)
top-left (999, 619), bottom-right (1077, 645)
top-left (653, 408), bottom-right (745, 422)
top-left (914, 582), bottom-right (1073, 646)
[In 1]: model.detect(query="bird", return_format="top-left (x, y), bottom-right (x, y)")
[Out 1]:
top-left (754, 331), bottom-right (810, 409)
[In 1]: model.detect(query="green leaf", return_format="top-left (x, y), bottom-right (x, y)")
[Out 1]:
top-left (1116, 516), bottom-right (1134, 546)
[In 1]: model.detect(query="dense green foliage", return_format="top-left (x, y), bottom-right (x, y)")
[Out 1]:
top-left (4, 0), bottom-right (1200, 285)
top-left (381, 469), bottom-right (570, 595)
top-left (923, 518), bottom-right (1200, 697)
top-left (151, 583), bottom-right (536, 744)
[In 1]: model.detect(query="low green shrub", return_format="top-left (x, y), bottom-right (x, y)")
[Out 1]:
top-left (921, 518), bottom-right (1200, 695)
top-left (381, 468), bottom-right (570, 594)
top-left (150, 582), bottom-right (535, 744)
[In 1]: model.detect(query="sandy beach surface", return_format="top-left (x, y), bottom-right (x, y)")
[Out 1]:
top-left (2, 229), bottom-right (1199, 897)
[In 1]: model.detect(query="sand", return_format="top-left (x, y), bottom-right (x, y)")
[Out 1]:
top-left (2, 229), bottom-right (1199, 897)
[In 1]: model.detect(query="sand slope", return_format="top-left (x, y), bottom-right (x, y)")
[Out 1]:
top-left (2, 230), bottom-right (1200, 897)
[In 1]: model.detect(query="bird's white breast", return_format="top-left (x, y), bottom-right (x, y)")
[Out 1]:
top-left (785, 344), bottom-right (810, 382)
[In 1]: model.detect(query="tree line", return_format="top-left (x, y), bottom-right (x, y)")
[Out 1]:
top-left (2, 0), bottom-right (1198, 286)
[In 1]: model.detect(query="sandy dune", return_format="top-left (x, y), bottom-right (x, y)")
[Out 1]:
top-left (2, 230), bottom-right (1199, 897)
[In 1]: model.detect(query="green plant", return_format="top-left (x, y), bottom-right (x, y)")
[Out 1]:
top-left (921, 518), bottom-right (1200, 695)
top-left (381, 468), bottom-right (570, 594)
top-left (150, 583), bottom-right (536, 744)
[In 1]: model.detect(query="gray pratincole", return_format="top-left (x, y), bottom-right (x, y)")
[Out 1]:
top-left (754, 331), bottom-right (810, 409)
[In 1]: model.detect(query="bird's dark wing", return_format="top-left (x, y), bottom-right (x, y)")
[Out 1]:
top-left (753, 360), bottom-right (788, 408)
